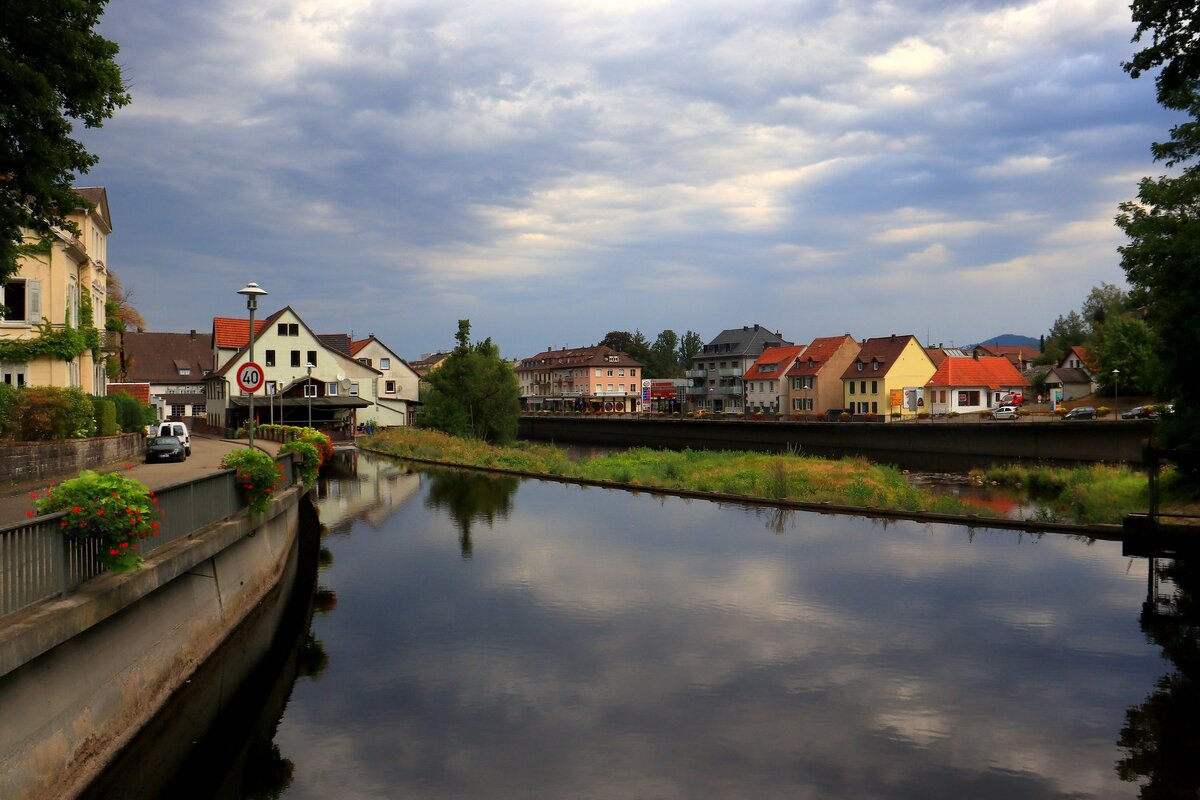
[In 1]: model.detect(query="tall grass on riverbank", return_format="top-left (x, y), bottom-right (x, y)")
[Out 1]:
top-left (363, 428), bottom-right (991, 517)
top-left (974, 463), bottom-right (1184, 525)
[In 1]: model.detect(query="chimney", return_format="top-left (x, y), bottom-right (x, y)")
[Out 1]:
top-left (190, 329), bottom-right (196, 340)
top-left (973, 350), bottom-right (980, 360)
top-left (938, 342), bottom-right (943, 348)
top-left (754, 324), bottom-right (760, 331)
top-left (890, 334), bottom-right (896, 341)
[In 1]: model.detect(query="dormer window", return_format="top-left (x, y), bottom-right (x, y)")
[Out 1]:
top-left (872, 360), bottom-right (879, 371)
top-left (856, 362), bottom-right (863, 372)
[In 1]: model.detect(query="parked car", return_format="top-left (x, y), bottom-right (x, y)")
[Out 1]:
top-left (991, 405), bottom-right (1020, 420)
top-left (1063, 406), bottom-right (1097, 420)
top-left (998, 392), bottom-right (1024, 406)
top-left (156, 421), bottom-right (191, 455)
top-left (1121, 406), bottom-right (1155, 419)
top-left (145, 435), bottom-right (187, 463)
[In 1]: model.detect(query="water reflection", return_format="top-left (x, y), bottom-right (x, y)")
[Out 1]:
top-left (1117, 553), bottom-right (1200, 797)
top-left (423, 466), bottom-right (519, 557)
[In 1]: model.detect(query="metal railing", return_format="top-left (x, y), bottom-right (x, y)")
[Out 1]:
top-left (0, 454), bottom-right (296, 619)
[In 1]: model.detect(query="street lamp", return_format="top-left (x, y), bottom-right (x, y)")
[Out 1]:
top-left (306, 362), bottom-right (314, 428)
top-left (237, 282), bottom-right (268, 449)
top-left (1112, 368), bottom-right (1120, 415)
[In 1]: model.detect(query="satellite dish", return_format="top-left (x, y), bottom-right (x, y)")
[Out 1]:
top-left (336, 371), bottom-right (346, 381)
top-left (339, 378), bottom-right (352, 391)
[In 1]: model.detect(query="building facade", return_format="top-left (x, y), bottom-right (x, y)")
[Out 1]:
top-left (516, 345), bottom-right (644, 412)
top-left (840, 335), bottom-right (936, 418)
top-left (782, 334), bottom-right (861, 416)
top-left (351, 335), bottom-right (420, 427)
top-left (687, 324), bottom-right (793, 414)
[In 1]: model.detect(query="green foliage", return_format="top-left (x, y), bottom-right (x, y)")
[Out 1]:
top-left (221, 449), bottom-right (284, 514)
top-left (90, 396), bottom-right (117, 435)
top-left (678, 330), bottom-right (704, 367)
top-left (0, 318), bottom-right (101, 363)
top-left (33, 470), bottom-right (159, 571)
top-left (0, 0), bottom-right (131, 282)
top-left (418, 320), bottom-right (520, 444)
top-left (11, 386), bottom-right (95, 439)
top-left (0, 382), bottom-right (18, 436)
top-left (280, 439), bottom-right (321, 485)
top-left (109, 391), bottom-right (154, 432)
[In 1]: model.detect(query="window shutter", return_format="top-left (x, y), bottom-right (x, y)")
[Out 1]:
top-left (28, 280), bottom-right (41, 323)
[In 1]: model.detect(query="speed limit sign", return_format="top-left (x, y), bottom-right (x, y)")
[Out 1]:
top-left (237, 362), bottom-right (264, 393)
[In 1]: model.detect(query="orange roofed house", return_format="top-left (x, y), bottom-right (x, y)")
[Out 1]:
top-left (783, 335), bottom-right (861, 416)
top-left (516, 345), bottom-right (645, 413)
top-left (744, 345), bottom-right (807, 414)
top-left (925, 355), bottom-right (1030, 415)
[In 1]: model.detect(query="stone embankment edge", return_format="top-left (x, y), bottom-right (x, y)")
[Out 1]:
top-left (356, 444), bottom-right (1123, 541)
top-left (0, 482), bottom-right (305, 680)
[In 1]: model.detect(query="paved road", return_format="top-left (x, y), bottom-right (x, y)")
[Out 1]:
top-left (0, 435), bottom-right (282, 529)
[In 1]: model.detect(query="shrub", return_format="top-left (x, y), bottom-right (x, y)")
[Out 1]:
top-left (280, 439), bottom-right (321, 485)
top-left (947, 411), bottom-right (959, 418)
top-left (864, 412), bottom-right (877, 421)
top-left (110, 391), bottom-right (156, 432)
top-left (12, 386), bottom-right (93, 440)
top-left (33, 470), bottom-right (159, 571)
top-left (0, 383), bottom-right (18, 436)
top-left (1097, 406), bottom-right (1111, 417)
top-left (838, 412), bottom-right (851, 422)
top-left (1054, 407), bottom-right (1068, 417)
top-left (91, 397), bottom-right (118, 436)
top-left (890, 411), bottom-right (902, 419)
top-left (752, 411), bottom-right (764, 420)
top-left (917, 410), bottom-right (930, 419)
top-left (221, 449), bottom-right (284, 513)
top-left (1018, 408), bottom-right (1031, 416)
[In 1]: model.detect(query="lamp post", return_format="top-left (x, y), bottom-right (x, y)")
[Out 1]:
top-left (306, 362), bottom-right (314, 428)
top-left (237, 282), bottom-right (268, 449)
top-left (1112, 368), bottom-right (1120, 416)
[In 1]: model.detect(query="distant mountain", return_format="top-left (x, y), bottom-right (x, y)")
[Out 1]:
top-left (972, 334), bottom-right (1040, 350)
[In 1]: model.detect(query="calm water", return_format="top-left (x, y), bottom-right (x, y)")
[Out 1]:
top-left (93, 450), bottom-right (1199, 799)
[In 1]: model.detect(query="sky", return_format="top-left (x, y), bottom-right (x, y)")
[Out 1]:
top-left (78, 0), bottom-right (1176, 360)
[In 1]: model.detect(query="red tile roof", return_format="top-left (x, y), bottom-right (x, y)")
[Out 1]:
top-left (839, 335), bottom-right (927, 380)
top-left (212, 317), bottom-right (268, 349)
top-left (350, 337), bottom-right (371, 356)
top-left (787, 335), bottom-right (859, 376)
top-left (1062, 345), bottom-right (1098, 372)
top-left (744, 345), bottom-right (807, 380)
top-left (515, 344), bottom-right (644, 371)
top-left (106, 382), bottom-right (151, 404)
top-left (926, 357), bottom-right (1030, 389)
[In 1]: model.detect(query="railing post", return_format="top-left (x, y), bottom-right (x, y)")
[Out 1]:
top-left (55, 522), bottom-right (69, 597)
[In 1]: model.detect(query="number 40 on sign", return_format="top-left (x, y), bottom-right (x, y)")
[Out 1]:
top-left (237, 362), bottom-right (264, 393)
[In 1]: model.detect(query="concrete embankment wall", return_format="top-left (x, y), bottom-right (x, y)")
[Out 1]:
top-left (0, 483), bottom-right (308, 800)
top-left (0, 434), bottom-right (144, 491)
top-left (519, 417), bottom-right (1153, 471)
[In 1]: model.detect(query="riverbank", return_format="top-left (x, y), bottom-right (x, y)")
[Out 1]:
top-left (359, 428), bottom-right (1141, 536)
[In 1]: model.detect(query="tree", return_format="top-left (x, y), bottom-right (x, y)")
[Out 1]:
top-left (1119, 0), bottom-right (1200, 458)
top-left (418, 320), bottom-right (520, 444)
top-left (678, 330), bottom-right (704, 367)
top-left (1, 0), bottom-right (130, 284)
top-left (1094, 315), bottom-right (1160, 396)
top-left (649, 329), bottom-right (680, 377)
top-left (1037, 310), bottom-right (1088, 365)
top-left (105, 270), bottom-right (145, 380)
top-left (1081, 282), bottom-right (1130, 338)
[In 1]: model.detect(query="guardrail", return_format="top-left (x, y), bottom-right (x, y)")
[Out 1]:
top-left (0, 453), bottom-right (297, 619)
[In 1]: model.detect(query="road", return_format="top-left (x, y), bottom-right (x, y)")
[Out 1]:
top-left (0, 435), bottom-right (282, 529)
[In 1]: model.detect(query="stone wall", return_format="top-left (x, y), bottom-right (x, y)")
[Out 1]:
top-left (0, 434), bottom-right (143, 491)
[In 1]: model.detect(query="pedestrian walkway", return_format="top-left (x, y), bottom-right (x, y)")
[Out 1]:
top-left (0, 435), bottom-right (284, 529)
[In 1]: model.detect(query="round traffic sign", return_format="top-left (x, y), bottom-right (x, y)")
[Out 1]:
top-left (237, 361), bottom-right (264, 393)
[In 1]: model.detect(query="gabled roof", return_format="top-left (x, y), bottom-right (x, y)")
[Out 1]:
top-left (106, 382), bottom-right (150, 404)
top-left (786, 335), bottom-right (859, 377)
top-left (1059, 345), bottom-right (1098, 373)
top-left (1043, 366), bottom-right (1093, 386)
top-left (350, 335), bottom-right (419, 374)
top-left (744, 345), bottom-right (807, 380)
top-left (698, 324), bottom-right (793, 359)
top-left (73, 186), bottom-right (111, 234)
top-left (212, 317), bottom-right (268, 349)
top-left (212, 306), bottom-right (382, 377)
top-left (515, 344), bottom-right (644, 371)
top-left (925, 356), bottom-right (1030, 389)
top-left (319, 333), bottom-right (352, 357)
top-left (122, 331), bottom-right (215, 383)
top-left (840, 334), bottom-right (928, 380)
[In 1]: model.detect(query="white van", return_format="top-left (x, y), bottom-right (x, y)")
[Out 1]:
top-left (157, 421), bottom-right (191, 455)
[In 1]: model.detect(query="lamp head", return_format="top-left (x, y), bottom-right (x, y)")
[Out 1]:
top-left (237, 282), bottom-right (268, 311)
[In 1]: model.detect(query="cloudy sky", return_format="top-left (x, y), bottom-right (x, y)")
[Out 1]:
top-left (80, 0), bottom-right (1174, 359)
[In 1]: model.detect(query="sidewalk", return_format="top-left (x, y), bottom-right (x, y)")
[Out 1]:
top-left (0, 435), bottom-right (283, 529)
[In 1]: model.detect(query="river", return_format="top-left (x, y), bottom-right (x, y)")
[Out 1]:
top-left (86, 449), bottom-right (1195, 799)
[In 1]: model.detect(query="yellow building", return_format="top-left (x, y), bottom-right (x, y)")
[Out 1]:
top-left (0, 187), bottom-right (109, 392)
top-left (840, 334), bottom-right (936, 418)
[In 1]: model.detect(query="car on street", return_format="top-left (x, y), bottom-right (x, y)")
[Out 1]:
top-left (1063, 406), bottom-right (1097, 420)
top-left (156, 421), bottom-right (191, 455)
top-left (1121, 405), bottom-right (1156, 419)
top-left (145, 435), bottom-right (187, 463)
top-left (991, 405), bottom-right (1020, 420)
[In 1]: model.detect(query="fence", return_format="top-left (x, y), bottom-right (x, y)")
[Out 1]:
top-left (0, 453), bottom-right (297, 619)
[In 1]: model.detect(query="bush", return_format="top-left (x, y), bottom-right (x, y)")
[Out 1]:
top-left (91, 397), bottom-right (118, 436)
top-left (947, 411), bottom-right (959, 418)
top-left (221, 449), bottom-right (284, 513)
top-left (280, 439), bottom-right (321, 485)
top-left (1054, 407), bottom-right (1068, 417)
top-left (863, 412), bottom-right (877, 421)
top-left (0, 383), bottom-right (18, 436)
top-left (838, 412), bottom-right (851, 422)
top-left (110, 391), bottom-right (156, 432)
top-left (12, 386), bottom-right (95, 440)
top-left (917, 411), bottom-right (930, 419)
top-left (1097, 406), bottom-right (1111, 417)
top-left (33, 470), bottom-right (159, 571)
top-left (890, 411), bottom-right (902, 419)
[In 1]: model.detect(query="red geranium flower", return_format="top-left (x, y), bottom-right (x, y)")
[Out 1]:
top-left (25, 510), bottom-right (34, 518)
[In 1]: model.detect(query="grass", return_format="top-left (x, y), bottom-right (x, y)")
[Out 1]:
top-left (363, 427), bottom-right (997, 519)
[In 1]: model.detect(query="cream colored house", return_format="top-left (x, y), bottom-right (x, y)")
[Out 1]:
top-left (1, 187), bottom-right (109, 392)
top-left (205, 306), bottom-right (381, 437)
top-left (350, 335), bottom-right (420, 427)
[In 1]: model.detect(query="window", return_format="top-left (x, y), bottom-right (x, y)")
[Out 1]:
top-left (619, 369), bottom-right (625, 377)
top-left (608, 384), bottom-right (614, 391)
top-left (277, 323), bottom-right (299, 336)
top-left (349, 382), bottom-right (359, 396)
top-left (958, 390), bottom-right (981, 406)
top-left (871, 402), bottom-right (878, 413)
top-left (170, 404), bottom-right (185, 417)
top-left (277, 323), bottom-right (287, 336)
top-left (871, 381), bottom-right (877, 393)
top-left (380, 357), bottom-right (391, 370)
top-left (856, 362), bottom-right (863, 372)
top-left (307, 351), bottom-right (317, 367)
top-left (0, 280), bottom-right (40, 323)
top-left (793, 398), bottom-right (802, 411)
top-left (872, 361), bottom-right (879, 371)
top-left (630, 368), bottom-right (636, 377)
top-left (607, 369), bottom-right (614, 377)
top-left (358, 357), bottom-right (372, 367)
top-left (860, 381), bottom-right (866, 393)
top-left (595, 368), bottom-right (601, 377)
top-left (265, 350), bottom-right (275, 367)
top-left (193, 403), bottom-right (206, 415)
top-left (385, 380), bottom-right (396, 393)
top-left (291, 351), bottom-right (301, 367)
top-left (304, 384), bottom-right (317, 398)
top-left (327, 383), bottom-right (338, 397)
top-left (849, 382), bottom-right (856, 395)
top-left (1, 364), bottom-right (27, 386)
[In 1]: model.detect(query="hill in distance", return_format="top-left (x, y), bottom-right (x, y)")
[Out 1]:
top-left (972, 333), bottom-right (1040, 350)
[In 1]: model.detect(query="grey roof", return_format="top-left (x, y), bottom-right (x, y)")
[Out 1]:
top-left (122, 331), bottom-right (214, 383)
top-left (1043, 366), bottom-right (1092, 385)
top-left (318, 333), bottom-right (352, 356)
top-left (696, 324), bottom-right (793, 361)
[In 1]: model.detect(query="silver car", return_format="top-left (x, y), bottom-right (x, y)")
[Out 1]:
top-left (991, 405), bottom-right (1020, 420)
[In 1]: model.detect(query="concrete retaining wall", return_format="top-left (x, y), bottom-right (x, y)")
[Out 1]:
top-left (0, 483), bottom-right (307, 800)
top-left (519, 416), bottom-right (1154, 471)
top-left (0, 434), bottom-right (144, 491)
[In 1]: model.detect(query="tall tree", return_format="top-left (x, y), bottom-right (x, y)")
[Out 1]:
top-left (418, 320), bottom-right (520, 444)
top-left (1119, 0), bottom-right (1200, 458)
top-left (1, 0), bottom-right (130, 283)
top-left (650, 329), bottom-right (680, 377)
top-left (678, 330), bottom-right (704, 367)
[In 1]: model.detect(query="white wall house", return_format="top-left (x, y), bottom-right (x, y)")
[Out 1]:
top-left (350, 335), bottom-right (420, 427)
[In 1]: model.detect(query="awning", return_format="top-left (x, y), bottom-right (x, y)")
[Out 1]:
top-left (229, 396), bottom-right (372, 409)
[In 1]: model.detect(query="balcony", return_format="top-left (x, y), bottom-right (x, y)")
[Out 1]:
top-left (713, 385), bottom-right (743, 395)
top-left (685, 386), bottom-right (710, 396)
top-left (685, 369), bottom-right (708, 378)
top-left (718, 368), bottom-right (743, 378)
